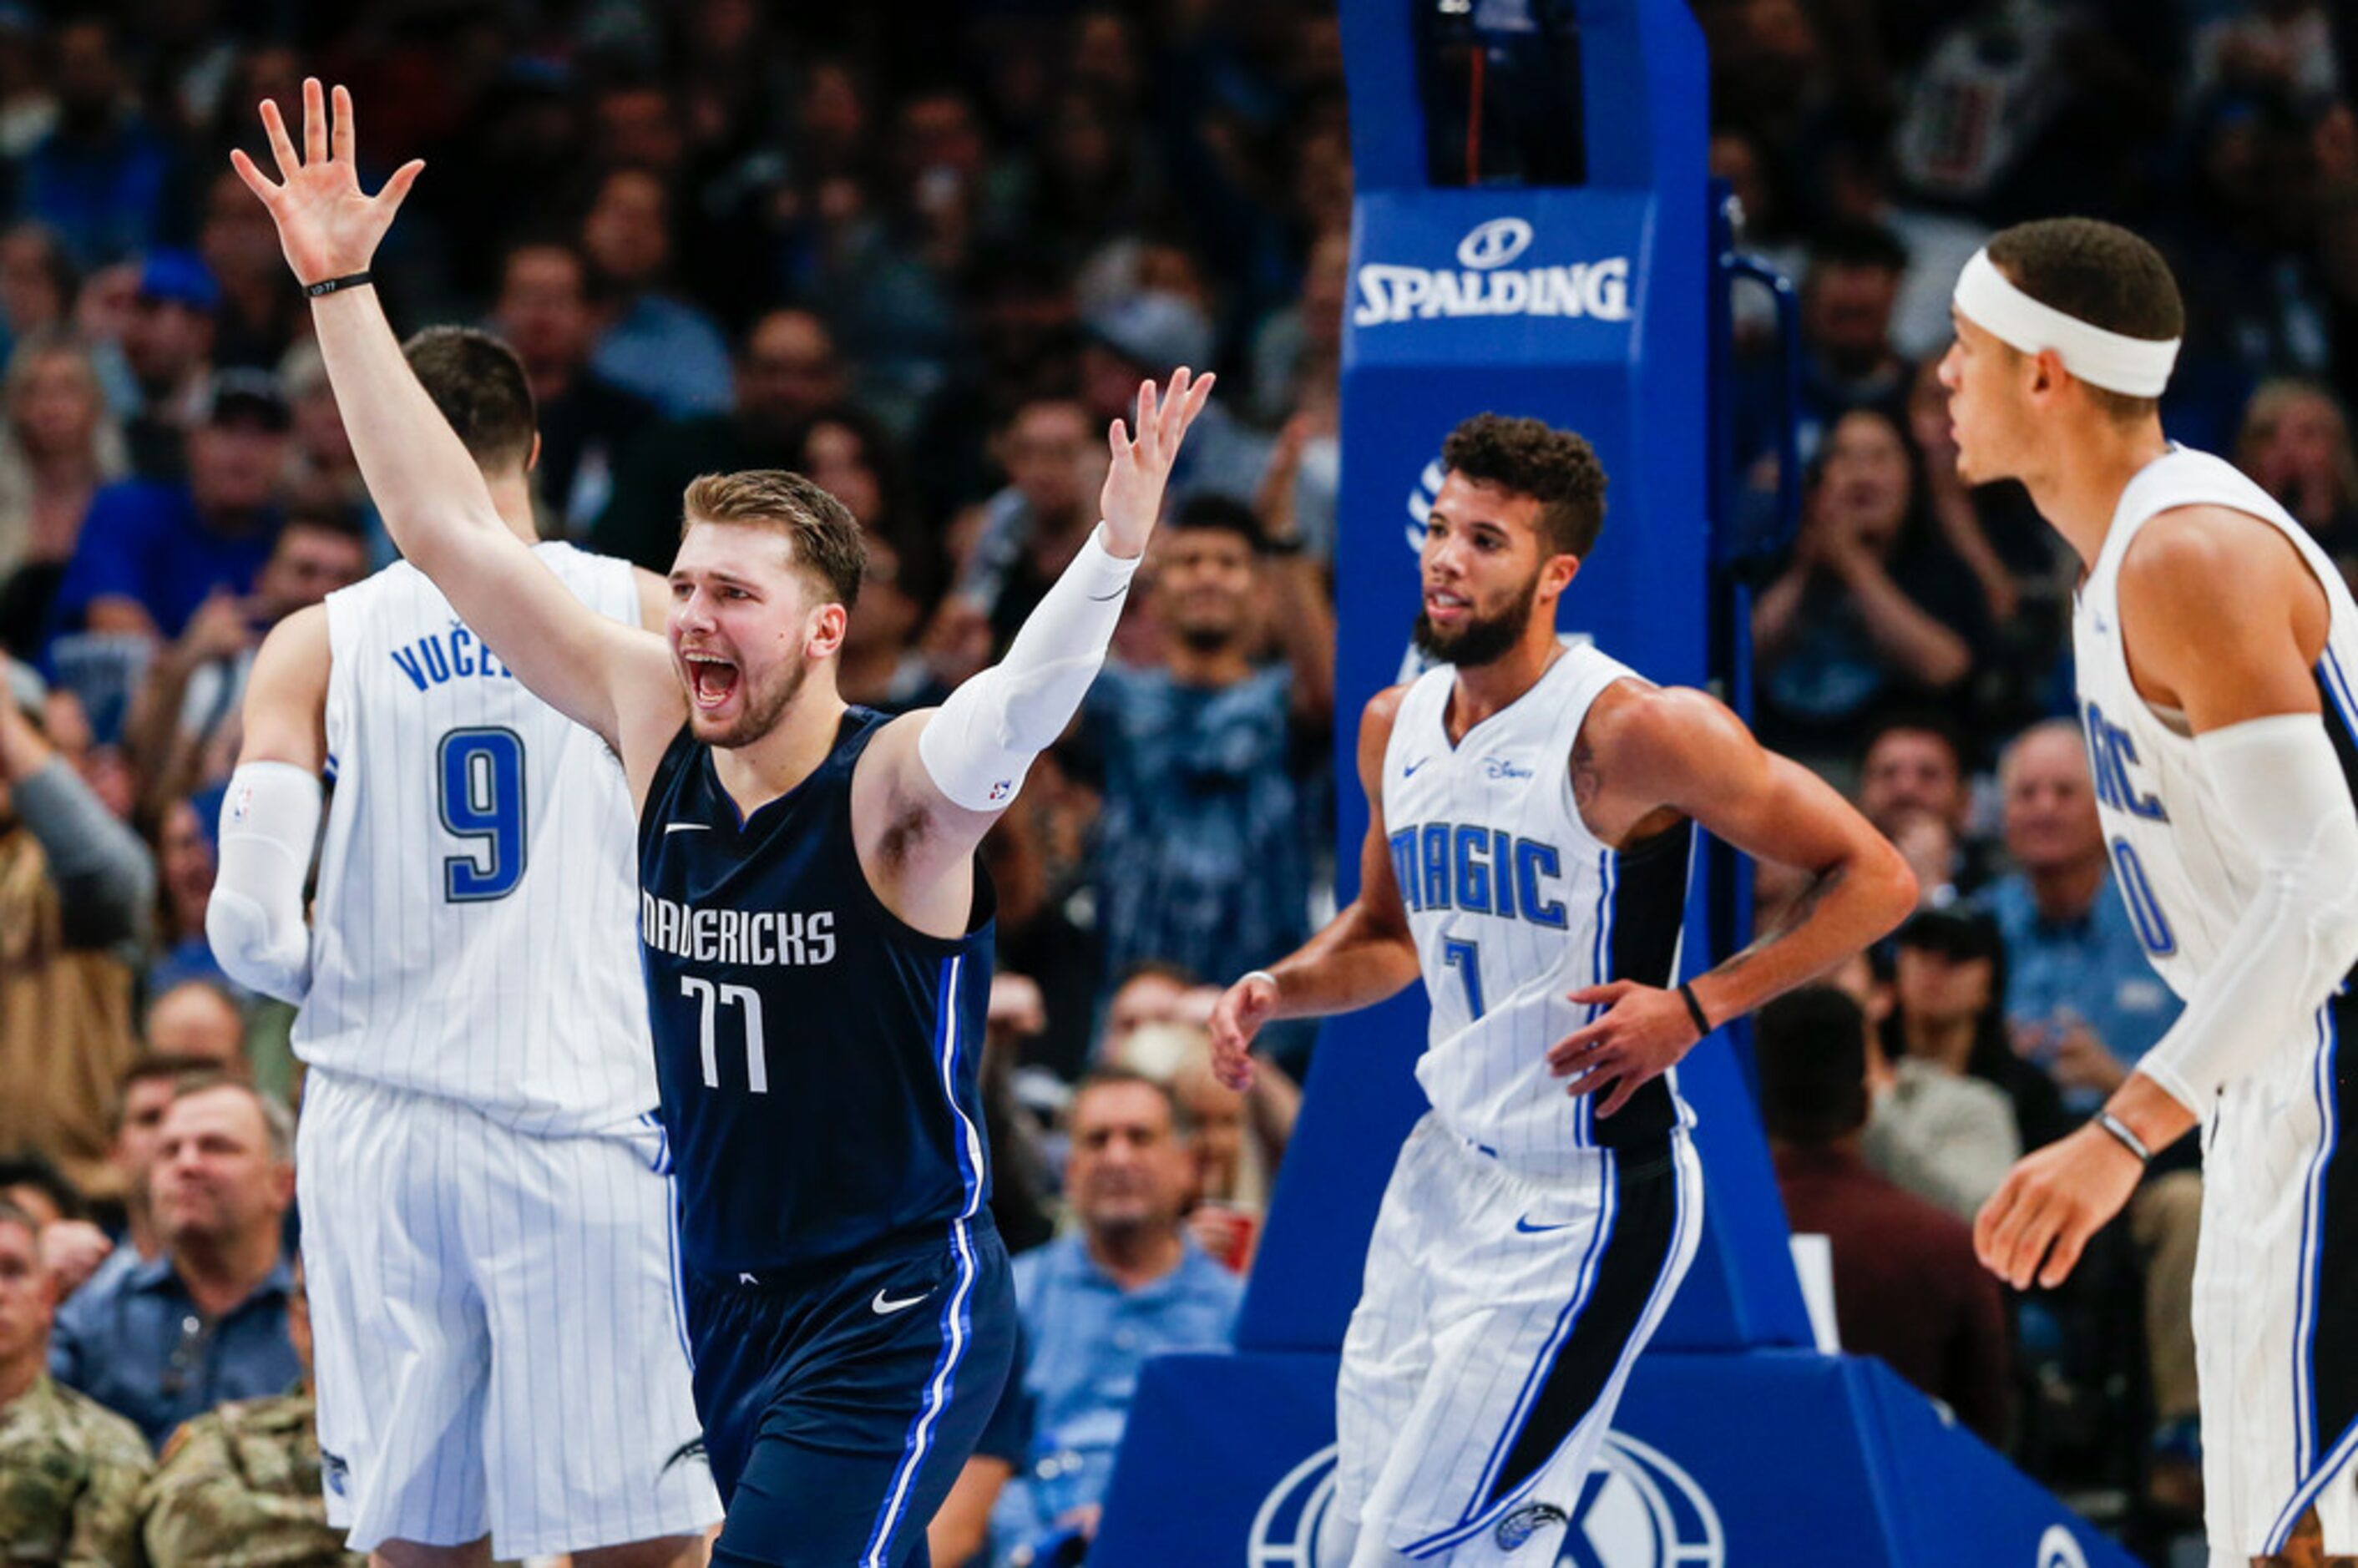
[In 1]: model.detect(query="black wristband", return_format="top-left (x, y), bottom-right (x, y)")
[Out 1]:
top-left (305, 271), bottom-right (372, 299)
top-left (1677, 980), bottom-right (1712, 1039)
top-left (2093, 1110), bottom-right (2152, 1164)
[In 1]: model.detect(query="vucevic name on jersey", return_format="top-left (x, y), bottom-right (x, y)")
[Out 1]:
top-left (1382, 645), bottom-right (1696, 1176)
top-left (637, 709), bottom-right (996, 1276)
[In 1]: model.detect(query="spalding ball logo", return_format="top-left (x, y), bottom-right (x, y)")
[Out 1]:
top-left (1248, 1435), bottom-right (1725, 1568)
top-left (2038, 1525), bottom-right (2090, 1568)
top-left (1459, 217), bottom-right (1536, 271)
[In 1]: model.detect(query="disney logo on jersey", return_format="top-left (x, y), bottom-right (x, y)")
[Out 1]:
top-left (1391, 822), bottom-right (1570, 929)
top-left (1355, 218), bottom-right (1632, 328)
top-left (1483, 756), bottom-right (1536, 782)
top-left (2082, 701), bottom-right (2168, 822)
top-left (1247, 1435), bottom-right (1723, 1568)
top-left (640, 893), bottom-right (837, 967)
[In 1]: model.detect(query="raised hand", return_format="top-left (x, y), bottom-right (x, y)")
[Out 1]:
top-left (229, 78), bottom-right (423, 289)
top-left (1099, 368), bottom-right (1217, 558)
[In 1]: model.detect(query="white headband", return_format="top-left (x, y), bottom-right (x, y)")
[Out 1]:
top-left (1951, 249), bottom-right (2180, 397)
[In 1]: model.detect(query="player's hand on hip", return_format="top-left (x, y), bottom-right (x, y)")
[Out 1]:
top-left (229, 78), bottom-right (424, 288)
top-left (1549, 981), bottom-right (1698, 1118)
top-left (1208, 972), bottom-right (1276, 1092)
top-left (1098, 367), bottom-right (1217, 558)
top-left (1973, 1123), bottom-right (2142, 1291)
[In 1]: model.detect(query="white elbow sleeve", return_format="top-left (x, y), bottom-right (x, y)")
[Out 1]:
top-left (206, 762), bottom-right (322, 1004)
top-left (918, 526), bottom-right (1139, 811)
top-left (2139, 714), bottom-right (2358, 1110)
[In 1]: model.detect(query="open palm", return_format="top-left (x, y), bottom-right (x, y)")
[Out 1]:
top-left (229, 78), bottom-right (423, 288)
top-left (1099, 367), bottom-right (1217, 556)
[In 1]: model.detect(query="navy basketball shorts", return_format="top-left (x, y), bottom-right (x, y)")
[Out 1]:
top-left (685, 1214), bottom-right (1017, 1567)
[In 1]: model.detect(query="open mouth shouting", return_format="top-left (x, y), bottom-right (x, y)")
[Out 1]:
top-left (683, 650), bottom-right (741, 711)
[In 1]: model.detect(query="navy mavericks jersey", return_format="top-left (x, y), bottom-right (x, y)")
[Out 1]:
top-left (637, 709), bottom-right (996, 1276)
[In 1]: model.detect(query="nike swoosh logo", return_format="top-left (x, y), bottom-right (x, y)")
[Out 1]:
top-left (665, 822), bottom-right (712, 834)
top-left (872, 1287), bottom-right (933, 1315)
top-left (1087, 586), bottom-right (1131, 602)
top-left (1515, 1216), bottom-right (1576, 1235)
top-left (1403, 757), bottom-right (1433, 777)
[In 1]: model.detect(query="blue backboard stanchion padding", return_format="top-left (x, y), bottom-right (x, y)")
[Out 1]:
top-left (1090, 1350), bottom-right (2141, 1568)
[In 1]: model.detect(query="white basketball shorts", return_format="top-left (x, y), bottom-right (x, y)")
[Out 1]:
top-left (2197, 999), bottom-right (2358, 1563)
top-left (297, 1068), bottom-right (721, 1556)
top-left (1333, 1112), bottom-right (1702, 1561)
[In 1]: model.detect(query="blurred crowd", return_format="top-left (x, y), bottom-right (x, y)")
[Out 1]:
top-left (0, 0), bottom-right (2344, 1562)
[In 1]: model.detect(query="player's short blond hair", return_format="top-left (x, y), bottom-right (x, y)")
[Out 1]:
top-left (681, 469), bottom-right (867, 609)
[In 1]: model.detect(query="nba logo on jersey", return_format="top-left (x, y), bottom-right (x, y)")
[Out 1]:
top-left (228, 779), bottom-right (254, 825)
top-left (988, 777), bottom-right (1014, 802)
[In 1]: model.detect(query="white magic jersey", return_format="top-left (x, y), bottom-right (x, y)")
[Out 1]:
top-left (1382, 645), bottom-right (1698, 1177)
top-left (2073, 447), bottom-right (2358, 1004)
top-left (292, 543), bottom-right (657, 1134)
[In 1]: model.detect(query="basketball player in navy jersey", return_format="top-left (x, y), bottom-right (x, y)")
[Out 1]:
top-left (230, 82), bottom-right (1214, 1565)
top-left (1210, 415), bottom-right (1915, 1568)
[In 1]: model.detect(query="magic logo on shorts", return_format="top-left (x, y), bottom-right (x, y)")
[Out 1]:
top-left (1246, 1434), bottom-right (1725, 1568)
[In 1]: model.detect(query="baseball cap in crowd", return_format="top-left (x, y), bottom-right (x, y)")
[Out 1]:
top-left (1892, 907), bottom-right (2003, 964)
top-left (136, 250), bottom-right (221, 314)
top-left (199, 367), bottom-right (291, 432)
top-left (1082, 290), bottom-right (1214, 376)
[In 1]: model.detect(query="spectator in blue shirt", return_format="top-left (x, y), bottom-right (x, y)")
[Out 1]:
top-left (48, 369), bottom-right (288, 650)
top-left (14, 20), bottom-right (185, 270)
top-left (118, 252), bottom-right (220, 483)
top-left (1979, 719), bottom-right (2181, 1114)
top-left (51, 1078), bottom-right (297, 1450)
top-left (1068, 497), bottom-right (1333, 1070)
top-left (579, 169), bottom-right (735, 418)
top-left (990, 1070), bottom-right (1242, 1564)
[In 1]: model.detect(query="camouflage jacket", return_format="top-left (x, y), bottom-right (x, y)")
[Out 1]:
top-left (137, 1393), bottom-right (362, 1568)
top-left (0, 1373), bottom-right (152, 1568)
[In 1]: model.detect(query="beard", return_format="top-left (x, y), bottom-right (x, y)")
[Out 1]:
top-left (696, 653), bottom-right (811, 749)
top-left (1411, 571), bottom-right (1540, 668)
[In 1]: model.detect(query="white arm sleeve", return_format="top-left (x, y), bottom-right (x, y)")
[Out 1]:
top-left (917, 524), bottom-right (1140, 812)
top-left (2135, 713), bottom-right (2358, 1112)
top-left (205, 761), bottom-right (322, 1004)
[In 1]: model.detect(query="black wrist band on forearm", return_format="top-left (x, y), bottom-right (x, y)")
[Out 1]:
top-left (2093, 1110), bottom-right (2152, 1164)
top-left (305, 271), bottom-right (372, 299)
top-left (1677, 979), bottom-right (1712, 1038)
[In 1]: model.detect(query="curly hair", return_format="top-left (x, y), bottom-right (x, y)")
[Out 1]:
top-left (1440, 413), bottom-right (1608, 559)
